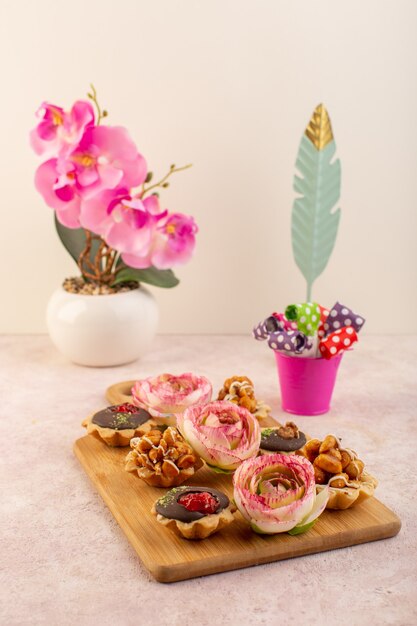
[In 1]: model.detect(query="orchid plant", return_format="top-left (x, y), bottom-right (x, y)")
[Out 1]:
top-left (31, 86), bottom-right (197, 289)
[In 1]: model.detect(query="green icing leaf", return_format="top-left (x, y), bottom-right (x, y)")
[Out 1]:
top-left (291, 135), bottom-right (341, 301)
top-left (287, 520), bottom-right (316, 536)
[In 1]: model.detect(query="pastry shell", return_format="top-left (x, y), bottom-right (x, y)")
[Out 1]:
top-left (317, 471), bottom-right (378, 510)
top-left (82, 412), bottom-right (155, 447)
top-left (151, 502), bottom-right (237, 539)
top-left (126, 458), bottom-right (204, 488)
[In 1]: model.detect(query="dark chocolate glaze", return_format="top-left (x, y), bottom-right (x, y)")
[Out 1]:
top-left (155, 486), bottom-right (230, 523)
top-left (261, 428), bottom-right (307, 452)
top-left (92, 406), bottom-right (151, 430)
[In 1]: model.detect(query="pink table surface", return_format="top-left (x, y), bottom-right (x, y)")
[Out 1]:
top-left (1, 335), bottom-right (416, 626)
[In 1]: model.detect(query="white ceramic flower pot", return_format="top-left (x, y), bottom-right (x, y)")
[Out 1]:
top-left (46, 286), bottom-right (159, 366)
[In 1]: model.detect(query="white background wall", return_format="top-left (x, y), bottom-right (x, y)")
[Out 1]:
top-left (1, 0), bottom-right (416, 334)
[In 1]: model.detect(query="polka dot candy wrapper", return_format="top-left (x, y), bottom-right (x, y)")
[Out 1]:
top-left (271, 312), bottom-right (298, 331)
top-left (267, 329), bottom-right (311, 354)
top-left (285, 302), bottom-right (321, 336)
top-left (317, 305), bottom-right (330, 339)
top-left (253, 315), bottom-right (284, 341)
top-left (319, 326), bottom-right (358, 360)
top-left (324, 302), bottom-right (365, 336)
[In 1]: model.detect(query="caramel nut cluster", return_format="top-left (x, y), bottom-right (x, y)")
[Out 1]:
top-left (217, 376), bottom-right (271, 420)
top-left (125, 426), bottom-right (203, 487)
top-left (304, 435), bottom-right (365, 487)
top-left (277, 421), bottom-right (300, 440)
top-left (217, 376), bottom-right (257, 412)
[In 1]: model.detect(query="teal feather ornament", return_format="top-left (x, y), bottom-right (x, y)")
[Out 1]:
top-left (291, 104), bottom-right (341, 301)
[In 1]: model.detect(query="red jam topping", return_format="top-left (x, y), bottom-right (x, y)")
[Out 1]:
top-left (178, 492), bottom-right (219, 514)
top-left (111, 403), bottom-right (138, 414)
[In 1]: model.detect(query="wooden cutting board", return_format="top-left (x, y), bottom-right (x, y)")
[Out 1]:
top-left (74, 433), bottom-right (401, 583)
top-left (106, 380), bottom-right (137, 405)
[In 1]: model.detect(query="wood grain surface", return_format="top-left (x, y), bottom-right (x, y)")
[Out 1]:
top-left (74, 432), bottom-right (401, 583)
top-left (106, 380), bottom-right (136, 405)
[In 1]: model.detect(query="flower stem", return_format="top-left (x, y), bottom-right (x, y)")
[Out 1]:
top-left (140, 163), bottom-right (192, 197)
top-left (78, 230), bottom-right (117, 285)
top-left (88, 84), bottom-right (108, 125)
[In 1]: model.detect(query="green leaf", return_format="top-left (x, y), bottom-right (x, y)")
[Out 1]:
top-left (113, 265), bottom-right (180, 288)
top-left (54, 216), bottom-right (100, 269)
top-left (291, 135), bottom-right (341, 301)
top-left (287, 520), bottom-right (316, 536)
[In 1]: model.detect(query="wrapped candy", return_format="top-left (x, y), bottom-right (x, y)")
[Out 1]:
top-left (271, 312), bottom-right (298, 331)
top-left (319, 326), bottom-right (358, 360)
top-left (285, 302), bottom-right (321, 336)
top-left (293, 335), bottom-right (319, 358)
top-left (317, 305), bottom-right (330, 339)
top-left (324, 302), bottom-right (365, 336)
top-left (252, 315), bottom-right (283, 341)
top-left (267, 329), bottom-right (310, 354)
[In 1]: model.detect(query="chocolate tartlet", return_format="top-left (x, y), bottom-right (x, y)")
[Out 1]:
top-left (152, 486), bottom-right (236, 539)
top-left (260, 422), bottom-right (307, 456)
top-left (82, 403), bottom-right (155, 447)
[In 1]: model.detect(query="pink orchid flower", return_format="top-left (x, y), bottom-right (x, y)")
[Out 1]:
top-left (122, 212), bottom-right (198, 269)
top-left (30, 100), bottom-right (94, 157)
top-left (56, 126), bottom-right (147, 200)
top-left (34, 158), bottom-right (81, 227)
top-left (233, 454), bottom-right (329, 534)
top-left (80, 190), bottom-right (165, 256)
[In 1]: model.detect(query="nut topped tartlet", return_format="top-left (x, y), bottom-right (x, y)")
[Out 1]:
top-left (82, 403), bottom-right (155, 447)
top-left (125, 426), bottom-right (203, 488)
top-left (304, 435), bottom-right (378, 509)
top-left (217, 376), bottom-right (271, 420)
top-left (152, 486), bottom-right (236, 539)
top-left (260, 421), bottom-right (308, 456)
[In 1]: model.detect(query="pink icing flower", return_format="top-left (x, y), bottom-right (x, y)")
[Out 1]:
top-left (132, 373), bottom-right (212, 419)
top-left (34, 158), bottom-right (81, 227)
top-left (233, 454), bottom-right (329, 534)
top-left (178, 401), bottom-right (261, 472)
top-left (30, 100), bottom-right (94, 157)
top-left (122, 212), bottom-right (198, 269)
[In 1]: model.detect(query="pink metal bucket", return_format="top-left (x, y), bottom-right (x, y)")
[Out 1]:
top-left (274, 351), bottom-right (343, 416)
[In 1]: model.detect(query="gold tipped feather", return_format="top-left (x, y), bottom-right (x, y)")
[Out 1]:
top-left (305, 104), bottom-right (333, 150)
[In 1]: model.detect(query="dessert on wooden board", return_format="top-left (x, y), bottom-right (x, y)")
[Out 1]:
top-left (259, 421), bottom-right (308, 456)
top-left (81, 369), bottom-right (382, 544)
top-left (303, 435), bottom-right (378, 509)
top-left (125, 426), bottom-right (203, 488)
top-left (216, 375), bottom-right (271, 420)
top-left (152, 486), bottom-right (236, 539)
top-left (177, 400), bottom-right (261, 473)
top-left (131, 372), bottom-right (212, 422)
top-left (82, 403), bottom-right (155, 447)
